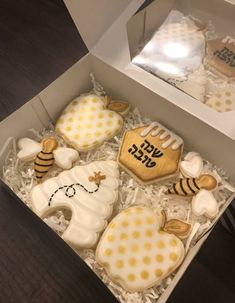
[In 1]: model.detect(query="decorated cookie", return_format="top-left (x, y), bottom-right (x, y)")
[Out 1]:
top-left (192, 189), bottom-right (218, 219)
top-left (34, 138), bottom-right (58, 181)
top-left (31, 161), bottom-right (119, 248)
top-left (96, 206), bottom-right (189, 292)
top-left (133, 20), bottom-right (205, 78)
top-left (53, 147), bottom-right (79, 170)
top-left (118, 122), bottom-right (183, 184)
top-left (180, 152), bottom-right (203, 178)
top-left (17, 138), bottom-right (42, 161)
top-left (55, 94), bottom-right (124, 152)
top-left (207, 36), bottom-right (235, 79)
top-left (17, 137), bottom-right (79, 181)
top-left (167, 174), bottom-right (217, 196)
top-left (205, 89), bottom-right (235, 112)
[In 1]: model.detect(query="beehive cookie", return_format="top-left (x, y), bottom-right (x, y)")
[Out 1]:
top-left (118, 122), bottom-right (183, 184)
top-left (96, 206), bottom-right (186, 292)
top-left (31, 160), bottom-right (119, 248)
top-left (56, 94), bottom-right (124, 151)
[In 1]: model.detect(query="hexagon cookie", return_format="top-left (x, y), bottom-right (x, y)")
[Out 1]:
top-left (118, 122), bottom-right (183, 184)
top-left (207, 37), bottom-right (235, 79)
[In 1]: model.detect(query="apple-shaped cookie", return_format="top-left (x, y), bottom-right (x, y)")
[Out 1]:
top-left (56, 94), bottom-right (124, 151)
top-left (96, 206), bottom-right (189, 292)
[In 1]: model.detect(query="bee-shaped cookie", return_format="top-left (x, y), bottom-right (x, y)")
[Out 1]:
top-left (34, 138), bottom-right (58, 181)
top-left (167, 174), bottom-right (217, 196)
top-left (17, 137), bottom-right (79, 182)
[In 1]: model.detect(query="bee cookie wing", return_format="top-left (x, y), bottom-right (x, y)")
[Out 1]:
top-left (17, 138), bottom-right (42, 161)
top-left (53, 147), bottom-right (79, 170)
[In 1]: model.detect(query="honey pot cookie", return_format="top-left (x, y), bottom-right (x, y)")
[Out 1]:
top-left (56, 94), bottom-right (124, 152)
top-left (96, 206), bottom-right (189, 292)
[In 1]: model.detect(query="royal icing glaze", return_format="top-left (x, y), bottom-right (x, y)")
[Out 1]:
top-left (180, 152), bottom-right (203, 178)
top-left (17, 138), bottom-right (42, 161)
top-left (53, 147), bottom-right (79, 170)
top-left (140, 122), bottom-right (183, 150)
top-left (192, 189), bottom-right (218, 219)
top-left (31, 161), bottom-right (119, 248)
top-left (55, 94), bottom-right (123, 151)
top-left (118, 123), bottom-right (183, 184)
top-left (96, 206), bottom-right (185, 292)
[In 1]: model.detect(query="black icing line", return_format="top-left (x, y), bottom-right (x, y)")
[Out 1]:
top-left (186, 178), bottom-right (196, 194)
top-left (36, 155), bottom-right (54, 161)
top-left (48, 183), bottom-right (100, 206)
top-left (193, 178), bottom-right (200, 190)
top-left (180, 179), bottom-right (188, 196)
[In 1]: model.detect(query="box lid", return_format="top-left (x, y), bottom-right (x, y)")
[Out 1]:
top-left (78, 0), bottom-right (235, 141)
top-left (64, 0), bottom-right (133, 50)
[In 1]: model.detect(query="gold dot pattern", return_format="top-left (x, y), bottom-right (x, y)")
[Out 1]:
top-left (155, 23), bottom-right (205, 52)
top-left (55, 94), bottom-right (123, 151)
top-left (205, 90), bottom-right (235, 113)
top-left (96, 206), bottom-right (185, 292)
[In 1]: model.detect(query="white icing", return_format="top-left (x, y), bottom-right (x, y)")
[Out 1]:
top-left (140, 122), bottom-right (183, 150)
top-left (54, 147), bottom-right (79, 170)
top-left (180, 152), bottom-right (203, 178)
top-left (31, 161), bottom-right (119, 248)
top-left (192, 189), bottom-right (219, 219)
top-left (17, 138), bottom-right (42, 161)
top-left (55, 94), bottom-right (123, 151)
top-left (96, 206), bottom-right (185, 292)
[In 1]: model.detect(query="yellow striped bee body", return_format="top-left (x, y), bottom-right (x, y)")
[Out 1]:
top-left (34, 138), bottom-right (58, 182)
top-left (167, 174), bottom-right (217, 196)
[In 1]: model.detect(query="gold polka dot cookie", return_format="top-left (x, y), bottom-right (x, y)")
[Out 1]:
top-left (56, 94), bottom-right (123, 151)
top-left (205, 90), bottom-right (235, 112)
top-left (96, 206), bottom-right (185, 292)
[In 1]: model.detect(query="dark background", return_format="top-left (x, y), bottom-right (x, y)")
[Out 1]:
top-left (0, 0), bottom-right (234, 302)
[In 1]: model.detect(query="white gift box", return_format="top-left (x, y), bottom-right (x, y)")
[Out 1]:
top-left (0, 1), bottom-right (234, 302)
